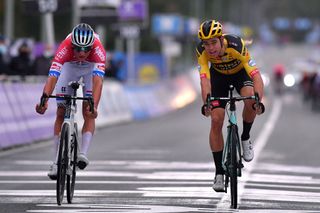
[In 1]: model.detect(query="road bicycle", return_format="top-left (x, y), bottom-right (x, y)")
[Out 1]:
top-left (40, 80), bottom-right (94, 205)
top-left (204, 85), bottom-right (264, 209)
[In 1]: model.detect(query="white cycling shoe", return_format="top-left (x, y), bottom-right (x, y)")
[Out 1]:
top-left (77, 153), bottom-right (89, 170)
top-left (212, 174), bottom-right (225, 192)
top-left (242, 139), bottom-right (254, 162)
top-left (47, 162), bottom-right (57, 180)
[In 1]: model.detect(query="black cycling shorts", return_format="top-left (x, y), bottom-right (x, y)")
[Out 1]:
top-left (210, 68), bottom-right (254, 109)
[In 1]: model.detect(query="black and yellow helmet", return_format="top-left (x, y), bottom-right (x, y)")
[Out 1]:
top-left (198, 20), bottom-right (223, 40)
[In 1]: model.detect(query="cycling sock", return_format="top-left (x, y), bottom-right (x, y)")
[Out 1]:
top-left (241, 121), bottom-right (253, 141)
top-left (212, 151), bottom-right (224, 175)
top-left (81, 132), bottom-right (93, 155)
top-left (54, 135), bottom-right (59, 163)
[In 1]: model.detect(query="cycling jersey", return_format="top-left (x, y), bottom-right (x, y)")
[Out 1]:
top-left (196, 34), bottom-right (259, 79)
top-left (50, 33), bottom-right (106, 106)
top-left (49, 34), bottom-right (106, 78)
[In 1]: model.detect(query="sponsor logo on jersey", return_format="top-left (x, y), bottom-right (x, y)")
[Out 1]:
top-left (200, 73), bottom-right (207, 79)
top-left (97, 64), bottom-right (105, 71)
top-left (250, 69), bottom-right (259, 77)
top-left (94, 46), bottom-right (106, 62)
top-left (220, 56), bottom-right (229, 61)
top-left (55, 47), bottom-right (68, 60)
top-left (229, 42), bottom-right (238, 47)
top-left (212, 100), bottom-right (220, 107)
top-left (248, 59), bottom-right (256, 67)
top-left (214, 59), bottom-right (241, 71)
top-left (50, 62), bottom-right (62, 71)
top-left (71, 60), bottom-right (91, 67)
top-left (197, 65), bottom-right (201, 72)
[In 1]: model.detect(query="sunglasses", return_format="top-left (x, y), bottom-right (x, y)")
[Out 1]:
top-left (72, 45), bottom-right (92, 53)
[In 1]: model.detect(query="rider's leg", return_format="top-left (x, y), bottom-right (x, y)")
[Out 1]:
top-left (240, 86), bottom-right (256, 140)
top-left (210, 108), bottom-right (225, 175)
top-left (48, 106), bottom-right (65, 179)
top-left (210, 108), bottom-right (226, 192)
top-left (81, 102), bottom-right (95, 156)
top-left (76, 102), bottom-right (95, 170)
top-left (53, 106), bottom-right (65, 162)
top-left (240, 86), bottom-right (256, 162)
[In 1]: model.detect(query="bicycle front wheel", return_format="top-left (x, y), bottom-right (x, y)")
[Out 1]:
top-left (229, 125), bottom-right (239, 209)
top-left (56, 123), bottom-right (69, 205)
top-left (67, 123), bottom-right (78, 203)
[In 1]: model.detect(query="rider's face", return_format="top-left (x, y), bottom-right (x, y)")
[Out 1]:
top-left (73, 46), bottom-right (92, 61)
top-left (202, 37), bottom-right (222, 58)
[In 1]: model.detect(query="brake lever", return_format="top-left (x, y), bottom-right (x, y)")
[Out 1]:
top-left (88, 97), bottom-right (95, 114)
top-left (252, 93), bottom-right (265, 114)
top-left (40, 93), bottom-right (48, 107)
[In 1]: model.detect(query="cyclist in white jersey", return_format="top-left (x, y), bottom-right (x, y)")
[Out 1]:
top-left (35, 23), bottom-right (107, 180)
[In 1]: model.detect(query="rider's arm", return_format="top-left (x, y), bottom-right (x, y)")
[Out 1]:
top-left (196, 45), bottom-right (211, 102)
top-left (200, 78), bottom-right (211, 103)
top-left (43, 76), bottom-right (58, 96)
top-left (251, 72), bottom-right (264, 100)
top-left (236, 40), bottom-right (264, 99)
top-left (42, 38), bottom-right (70, 96)
top-left (92, 75), bottom-right (103, 107)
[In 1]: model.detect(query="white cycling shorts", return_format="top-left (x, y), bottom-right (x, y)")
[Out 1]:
top-left (55, 62), bottom-right (94, 106)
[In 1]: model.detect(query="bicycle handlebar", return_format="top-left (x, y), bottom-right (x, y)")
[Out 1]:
top-left (202, 92), bottom-right (265, 115)
top-left (39, 94), bottom-right (95, 114)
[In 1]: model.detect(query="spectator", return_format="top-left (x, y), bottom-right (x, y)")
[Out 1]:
top-left (105, 51), bottom-right (125, 82)
top-left (272, 63), bottom-right (285, 94)
top-left (33, 45), bottom-right (54, 76)
top-left (9, 42), bottom-right (34, 77)
top-left (0, 35), bottom-right (9, 76)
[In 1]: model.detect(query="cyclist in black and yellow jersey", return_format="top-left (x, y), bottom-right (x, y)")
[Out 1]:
top-left (196, 20), bottom-right (264, 192)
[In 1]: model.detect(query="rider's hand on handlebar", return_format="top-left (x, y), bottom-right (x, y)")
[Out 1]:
top-left (201, 104), bottom-right (211, 117)
top-left (35, 93), bottom-right (48, 114)
top-left (252, 92), bottom-right (265, 115)
top-left (35, 102), bottom-right (48, 114)
top-left (85, 105), bottom-right (98, 119)
top-left (201, 93), bottom-right (212, 117)
top-left (252, 103), bottom-right (264, 115)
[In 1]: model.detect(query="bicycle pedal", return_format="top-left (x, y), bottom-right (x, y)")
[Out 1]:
top-left (213, 188), bottom-right (226, 193)
top-left (48, 174), bottom-right (57, 180)
top-left (239, 163), bottom-right (244, 168)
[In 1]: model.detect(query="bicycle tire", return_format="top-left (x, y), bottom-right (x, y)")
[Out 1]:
top-left (56, 123), bottom-right (69, 205)
top-left (67, 123), bottom-right (78, 203)
top-left (229, 125), bottom-right (238, 209)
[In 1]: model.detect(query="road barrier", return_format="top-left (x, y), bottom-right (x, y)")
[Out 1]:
top-left (0, 72), bottom-right (200, 150)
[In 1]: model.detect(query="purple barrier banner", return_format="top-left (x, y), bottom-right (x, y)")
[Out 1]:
top-left (0, 84), bottom-right (26, 148)
top-left (0, 84), bottom-right (11, 147)
top-left (4, 84), bottom-right (34, 145)
top-left (0, 72), bottom-right (198, 150)
top-left (0, 83), bottom-right (56, 149)
top-left (16, 83), bottom-right (56, 141)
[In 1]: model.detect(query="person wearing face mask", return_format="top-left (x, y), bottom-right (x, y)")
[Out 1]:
top-left (33, 45), bottom-right (54, 76)
top-left (0, 35), bottom-right (9, 76)
top-left (9, 42), bottom-right (34, 77)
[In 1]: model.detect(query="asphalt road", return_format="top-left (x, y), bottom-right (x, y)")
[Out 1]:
top-left (1, 44), bottom-right (320, 213)
top-left (0, 87), bottom-right (320, 213)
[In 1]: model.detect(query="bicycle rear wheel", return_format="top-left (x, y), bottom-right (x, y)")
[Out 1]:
top-left (229, 125), bottom-right (239, 209)
top-left (56, 123), bottom-right (69, 205)
top-left (67, 123), bottom-right (78, 203)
